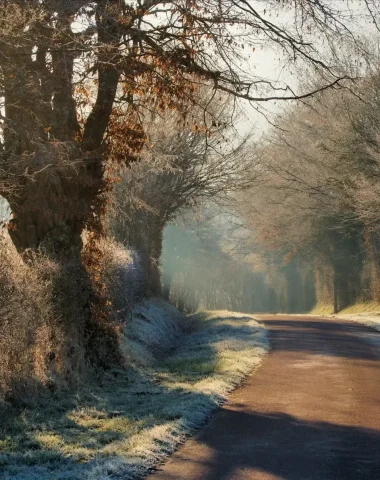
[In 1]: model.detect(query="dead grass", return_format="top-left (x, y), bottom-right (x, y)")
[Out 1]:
top-left (338, 302), bottom-right (380, 315)
top-left (310, 301), bottom-right (380, 332)
top-left (0, 232), bottom-right (101, 404)
top-left (310, 301), bottom-right (380, 327)
top-left (309, 303), bottom-right (335, 315)
top-left (0, 233), bottom-right (268, 478)
top-left (310, 302), bottom-right (380, 316)
top-left (0, 309), bottom-right (268, 480)
top-left (0, 233), bottom-right (62, 402)
top-left (332, 307), bottom-right (380, 333)
top-left (0, 234), bottom-right (147, 406)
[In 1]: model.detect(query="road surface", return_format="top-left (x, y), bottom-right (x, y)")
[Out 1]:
top-left (147, 315), bottom-right (380, 480)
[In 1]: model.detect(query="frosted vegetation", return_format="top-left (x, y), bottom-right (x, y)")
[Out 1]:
top-left (3, 3), bottom-right (379, 478)
top-left (0, 197), bottom-right (10, 222)
top-left (0, 303), bottom-right (268, 479)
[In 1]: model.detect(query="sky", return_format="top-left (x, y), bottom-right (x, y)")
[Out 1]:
top-left (234, 0), bottom-right (380, 138)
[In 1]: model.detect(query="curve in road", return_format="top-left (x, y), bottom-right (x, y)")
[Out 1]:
top-left (147, 315), bottom-right (380, 480)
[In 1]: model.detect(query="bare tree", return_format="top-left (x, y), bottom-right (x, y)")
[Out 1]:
top-left (109, 102), bottom-right (257, 295)
top-left (0, 0), bottom-right (365, 255)
top-left (0, 1), bottom-right (375, 364)
top-left (238, 71), bottom-right (380, 312)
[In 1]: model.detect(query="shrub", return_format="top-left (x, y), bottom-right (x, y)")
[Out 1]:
top-left (0, 231), bottom-right (173, 406)
top-left (0, 233), bottom-right (59, 403)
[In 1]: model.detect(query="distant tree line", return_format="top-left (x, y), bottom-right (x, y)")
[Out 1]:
top-left (160, 217), bottom-right (315, 315)
top-left (239, 72), bottom-right (380, 313)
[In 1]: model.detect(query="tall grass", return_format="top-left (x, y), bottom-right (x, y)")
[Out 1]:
top-left (0, 234), bottom-right (60, 402)
top-left (338, 302), bottom-right (380, 314)
top-left (0, 233), bottom-right (92, 404)
top-left (309, 303), bottom-right (335, 315)
top-left (0, 234), bottom-right (146, 406)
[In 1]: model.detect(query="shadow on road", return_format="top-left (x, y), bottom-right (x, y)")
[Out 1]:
top-left (149, 316), bottom-right (380, 480)
top-left (163, 409), bottom-right (380, 480)
top-left (262, 317), bottom-right (380, 361)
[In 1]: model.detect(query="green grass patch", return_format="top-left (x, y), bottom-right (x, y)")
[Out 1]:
top-left (165, 358), bottom-right (218, 374)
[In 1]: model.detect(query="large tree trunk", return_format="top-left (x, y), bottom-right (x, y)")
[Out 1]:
top-left (6, 145), bottom-right (103, 254)
top-left (0, 1), bottom-right (125, 376)
top-left (5, 149), bottom-right (122, 371)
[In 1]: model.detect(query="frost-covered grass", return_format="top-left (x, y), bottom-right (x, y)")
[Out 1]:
top-left (310, 301), bottom-right (380, 332)
top-left (309, 303), bottom-right (335, 315)
top-left (338, 302), bottom-right (380, 315)
top-left (333, 303), bottom-right (380, 332)
top-left (0, 305), bottom-right (268, 480)
top-left (311, 302), bottom-right (380, 318)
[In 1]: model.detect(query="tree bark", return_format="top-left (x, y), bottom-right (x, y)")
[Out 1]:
top-left (4, 147), bottom-right (123, 370)
top-left (6, 148), bottom-right (103, 255)
top-left (148, 222), bottom-right (164, 296)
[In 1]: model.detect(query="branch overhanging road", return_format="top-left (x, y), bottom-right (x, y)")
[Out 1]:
top-left (147, 315), bottom-right (380, 480)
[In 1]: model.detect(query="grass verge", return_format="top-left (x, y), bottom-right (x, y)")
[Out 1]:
top-left (338, 302), bottom-right (380, 315)
top-left (0, 309), bottom-right (268, 480)
top-left (310, 302), bottom-right (380, 317)
top-left (309, 303), bottom-right (335, 315)
top-left (309, 301), bottom-right (380, 332)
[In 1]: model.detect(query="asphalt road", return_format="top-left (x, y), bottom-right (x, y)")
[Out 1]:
top-left (147, 315), bottom-right (380, 480)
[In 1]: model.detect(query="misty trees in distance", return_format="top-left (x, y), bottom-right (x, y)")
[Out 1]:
top-left (108, 100), bottom-right (257, 296)
top-left (162, 218), bottom-right (316, 314)
top-left (239, 72), bottom-right (380, 313)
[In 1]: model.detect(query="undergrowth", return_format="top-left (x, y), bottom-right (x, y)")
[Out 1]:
top-left (310, 301), bottom-right (380, 317)
top-left (0, 233), bottom-right (144, 405)
top-left (338, 302), bottom-right (380, 315)
top-left (0, 309), bottom-right (268, 480)
top-left (309, 303), bottom-right (335, 315)
top-left (0, 233), bottom-right (80, 402)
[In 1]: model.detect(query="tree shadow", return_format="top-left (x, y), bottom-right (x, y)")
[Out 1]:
top-left (148, 316), bottom-right (380, 479)
top-left (261, 317), bottom-right (380, 361)
top-left (165, 409), bottom-right (380, 480)
top-left (0, 366), bottom-right (221, 479)
top-left (0, 314), bottom-right (260, 479)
